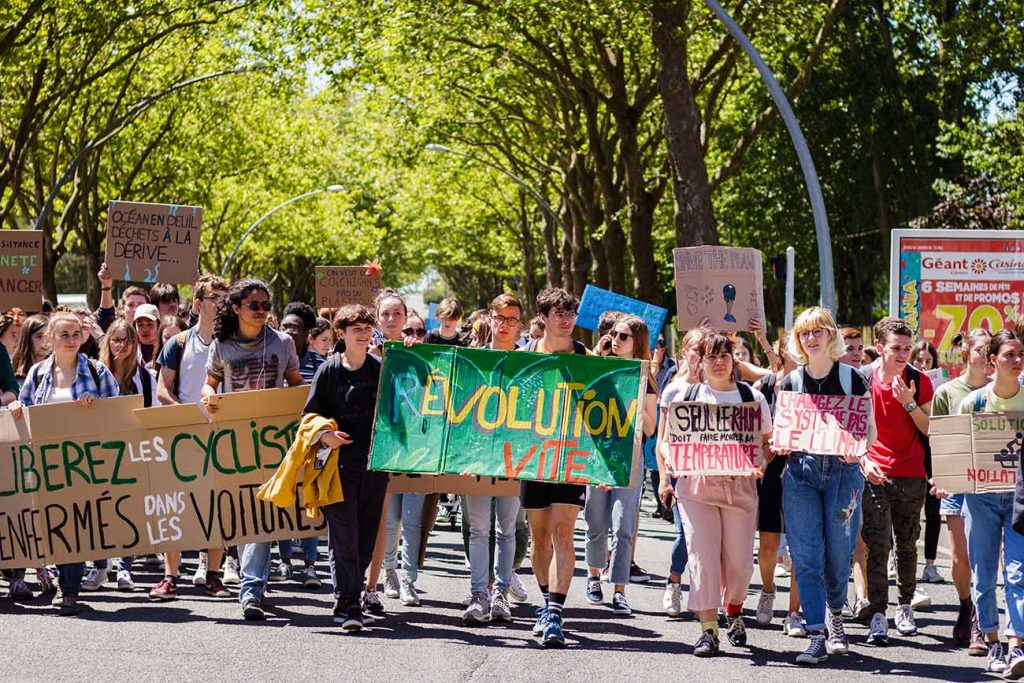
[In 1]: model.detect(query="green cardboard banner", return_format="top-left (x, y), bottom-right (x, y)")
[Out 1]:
top-left (369, 342), bottom-right (646, 487)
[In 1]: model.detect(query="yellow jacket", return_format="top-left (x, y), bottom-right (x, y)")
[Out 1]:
top-left (257, 412), bottom-right (343, 517)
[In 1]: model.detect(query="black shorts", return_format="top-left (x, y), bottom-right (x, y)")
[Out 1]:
top-left (520, 480), bottom-right (586, 510)
top-left (757, 456), bottom-right (786, 533)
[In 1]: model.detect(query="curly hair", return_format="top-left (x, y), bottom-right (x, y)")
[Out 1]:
top-left (213, 279), bottom-right (271, 342)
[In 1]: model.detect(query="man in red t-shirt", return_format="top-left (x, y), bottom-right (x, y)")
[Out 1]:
top-left (860, 317), bottom-right (934, 646)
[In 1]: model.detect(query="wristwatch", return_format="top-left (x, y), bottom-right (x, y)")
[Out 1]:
top-left (903, 401), bottom-right (918, 413)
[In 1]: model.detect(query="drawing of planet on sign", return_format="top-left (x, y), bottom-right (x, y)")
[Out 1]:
top-left (723, 283), bottom-right (737, 323)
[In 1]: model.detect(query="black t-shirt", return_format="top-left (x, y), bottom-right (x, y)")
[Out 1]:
top-left (778, 363), bottom-right (868, 397)
top-left (425, 330), bottom-right (466, 347)
top-left (302, 353), bottom-right (381, 474)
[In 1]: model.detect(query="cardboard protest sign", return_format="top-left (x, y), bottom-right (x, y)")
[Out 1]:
top-left (105, 200), bottom-right (202, 284)
top-left (314, 266), bottom-right (382, 310)
top-left (930, 412), bottom-right (1023, 494)
top-left (387, 473), bottom-right (519, 497)
top-left (661, 401), bottom-right (762, 475)
top-left (926, 367), bottom-right (948, 390)
top-left (673, 246), bottom-right (765, 332)
top-left (0, 386), bottom-right (323, 568)
top-left (369, 342), bottom-right (646, 487)
top-left (772, 391), bottom-right (871, 457)
top-left (0, 410), bottom-right (43, 568)
top-left (0, 230), bottom-right (43, 311)
top-left (577, 285), bottom-right (668, 349)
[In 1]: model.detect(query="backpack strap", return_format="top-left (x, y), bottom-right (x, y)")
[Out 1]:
top-left (787, 368), bottom-right (804, 393)
top-left (839, 363), bottom-right (853, 396)
top-left (139, 366), bottom-right (153, 408)
top-left (736, 381), bottom-right (755, 404)
top-left (905, 364), bottom-right (923, 404)
top-left (86, 358), bottom-right (101, 388)
top-left (571, 340), bottom-right (588, 355)
top-left (683, 383), bottom-right (701, 402)
top-left (169, 329), bottom-right (191, 397)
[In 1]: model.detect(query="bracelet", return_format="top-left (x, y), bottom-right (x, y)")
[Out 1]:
top-left (101, 287), bottom-right (111, 291)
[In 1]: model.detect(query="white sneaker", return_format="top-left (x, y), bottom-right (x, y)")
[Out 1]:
top-left (663, 582), bottom-right (682, 618)
top-left (193, 551), bottom-right (208, 586)
top-left (221, 556), bottom-right (241, 586)
top-left (825, 611), bottom-right (849, 655)
top-left (783, 611), bottom-right (806, 637)
top-left (774, 557), bottom-right (791, 578)
top-left (756, 590), bottom-right (776, 625)
top-left (911, 588), bottom-right (931, 610)
top-left (463, 592), bottom-right (490, 624)
top-left (508, 571), bottom-right (529, 603)
top-left (383, 568), bottom-right (401, 599)
top-left (81, 566), bottom-right (108, 591)
top-left (919, 563), bottom-right (943, 583)
top-left (895, 604), bottom-right (917, 636)
top-left (866, 612), bottom-right (889, 646)
top-left (399, 571), bottom-right (420, 606)
top-left (850, 597), bottom-right (871, 620)
top-left (116, 569), bottom-right (136, 592)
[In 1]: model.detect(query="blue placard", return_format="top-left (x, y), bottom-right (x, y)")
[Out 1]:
top-left (577, 285), bottom-right (668, 349)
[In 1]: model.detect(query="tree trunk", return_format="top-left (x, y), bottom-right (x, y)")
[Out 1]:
top-left (652, 0), bottom-right (719, 247)
top-left (517, 191), bottom-right (539, 311)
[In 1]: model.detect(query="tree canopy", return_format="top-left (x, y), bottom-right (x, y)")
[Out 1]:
top-left (1, 0), bottom-right (1020, 324)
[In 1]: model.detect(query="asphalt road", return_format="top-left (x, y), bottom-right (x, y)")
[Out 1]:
top-left (0, 495), bottom-right (997, 682)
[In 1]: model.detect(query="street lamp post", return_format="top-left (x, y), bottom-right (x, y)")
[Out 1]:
top-left (702, 0), bottom-right (836, 311)
top-left (424, 144), bottom-right (567, 234)
top-left (220, 184), bottom-right (344, 277)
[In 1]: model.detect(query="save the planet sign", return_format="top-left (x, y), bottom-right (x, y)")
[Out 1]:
top-left (673, 246), bottom-right (766, 332)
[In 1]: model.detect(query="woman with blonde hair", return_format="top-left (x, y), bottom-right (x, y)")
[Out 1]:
top-left (773, 306), bottom-right (876, 664)
top-left (9, 311), bottom-right (120, 615)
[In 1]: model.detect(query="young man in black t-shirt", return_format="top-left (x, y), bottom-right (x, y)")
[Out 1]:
top-left (520, 287), bottom-right (590, 648)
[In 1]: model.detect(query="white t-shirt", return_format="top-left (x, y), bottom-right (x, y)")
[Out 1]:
top-left (50, 385), bottom-right (74, 403)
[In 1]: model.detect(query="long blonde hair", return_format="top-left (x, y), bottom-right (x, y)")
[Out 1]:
top-left (99, 318), bottom-right (139, 393)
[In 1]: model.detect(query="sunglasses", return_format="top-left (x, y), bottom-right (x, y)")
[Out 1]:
top-left (244, 301), bottom-right (273, 312)
top-left (612, 331), bottom-right (632, 342)
top-left (402, 327), bottom-right (427, 337)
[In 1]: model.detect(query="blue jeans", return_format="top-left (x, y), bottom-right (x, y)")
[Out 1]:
top-left (783, 454), bottom-right (864, 631)
top-left (277, 538), bottom-right (319, 563)
top-left (584, 482), bottom-right (642, 586)
top-left (58, 562), bottom-right (85, 598)
top-left (465, 495), bottom-right (520, 595)
top-left (384, 493), bottom-right (424, 581)
top-left (671, 496), bottom-right (688, 576)
top-left (965, 492), bottom-right (1024, 637)
top-left (238, 542), bottom-right (271, 604)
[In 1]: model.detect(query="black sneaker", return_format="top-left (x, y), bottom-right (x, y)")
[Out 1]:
top-left (342, 608), bottom-right (364, 632)
top-left (242, 597), bottom-right (266, 621)
top-left (585, 576), bottom-right (603, 605)
top-left (693, 629), bottom-right (720, 657)
top-left (363, 590), bottom-right (385, 618)
top-left (727, 615), bottom-right (747, 647)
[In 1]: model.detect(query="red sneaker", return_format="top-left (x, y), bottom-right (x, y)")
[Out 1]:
top-left (149, 577), bottom-right (178, 602)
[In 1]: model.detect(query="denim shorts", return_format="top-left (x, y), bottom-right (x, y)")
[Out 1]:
top-left (940, 493), bottom-right (965, 517)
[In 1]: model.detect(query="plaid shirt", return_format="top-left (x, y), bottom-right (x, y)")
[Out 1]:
top-left (19, 353), bottom-right (121, 406)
